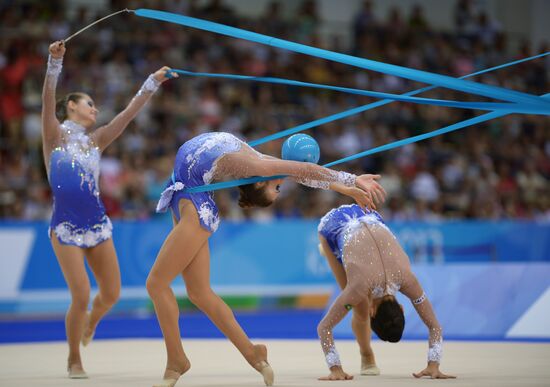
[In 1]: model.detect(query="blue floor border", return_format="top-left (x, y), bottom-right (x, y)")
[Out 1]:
top-left (1, 310), bottom-right (549, 344)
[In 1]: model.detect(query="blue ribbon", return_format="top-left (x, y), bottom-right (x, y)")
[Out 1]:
top-left (249, 51), bottom-right (549, 146)
top-left (184, 93), bottom-right (549, 193)
top-left (171, 68), bottom-right (549, 115)
top-left (180, 52), bottom-right (550, 193)
top-left (133, 8), bottom-right (550, 193)
top-left (135, 8), bottom-right (550, 109)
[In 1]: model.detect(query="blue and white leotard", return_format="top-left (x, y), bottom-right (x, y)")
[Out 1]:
top-left (156, 132), bottom-right (243, 233)
top-left (48, 120), bottom-right (112, 247)
top-left (318, 204), bottom-right (388, 264)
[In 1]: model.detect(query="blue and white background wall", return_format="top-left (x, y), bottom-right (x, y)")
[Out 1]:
top-left (1, 220), bottom-right (549, 341)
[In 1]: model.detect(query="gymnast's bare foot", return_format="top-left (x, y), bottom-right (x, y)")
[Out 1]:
top-left (153, 358), bottom-right (191, 387)
top-left (249, 344), bottom-right (274, 386)
top-left (360, 352), bottom-right (380, 375)
top-left (67, 359), bottom-right (88, 379)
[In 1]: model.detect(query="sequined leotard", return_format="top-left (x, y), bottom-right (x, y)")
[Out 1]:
top-left (317, 204), bottom-right (443, 369)
top-left (44, 54), bottom-right (160, 247)
top-left (156, 132), bottom-right (243, 232)
top-left (48, 120), bottom-right (111, 247)
top-left (156, 132), bottom-right (359, 233)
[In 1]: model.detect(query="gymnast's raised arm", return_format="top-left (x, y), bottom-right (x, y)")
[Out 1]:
top-left (91, 67), bottom-right (178, 151)
top-left (42, 41), bottom-right (65, 154)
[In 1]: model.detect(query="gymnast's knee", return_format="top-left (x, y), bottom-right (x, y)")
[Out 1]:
top-left (99, 286), bottom-right (120, 307)
top-left (186, 286), bottom-right (217, 309)
top-left (146, 273), bottom-right (169, 297)
top-left (70, 286), bottom-right (90, 311)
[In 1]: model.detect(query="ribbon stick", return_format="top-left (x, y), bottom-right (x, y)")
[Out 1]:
top-left (64, 9), bottom-right (133, 43)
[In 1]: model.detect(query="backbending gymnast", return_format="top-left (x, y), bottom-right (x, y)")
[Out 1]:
top-left (148, 131), bottom-right (386, 387)
top-left (317, 203), bottom-right (456, 380)
top-left (42, 41), bottom-right (176, 378)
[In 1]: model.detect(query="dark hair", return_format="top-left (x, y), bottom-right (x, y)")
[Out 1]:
top-left (238, 183), bottom-right (274, 208)
top-left (55, 92), bottom-right (87, 122)
top-left (370, 299), bottom-right (405, 343)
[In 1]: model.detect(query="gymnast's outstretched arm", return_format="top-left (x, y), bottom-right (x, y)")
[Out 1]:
top-left (42, 41), bottom-right (64, 152)
top-left (91, 67), bottom-right (178, 151)
top-left (219, 151), bottom-right (386, 200)
top-left (401, 275), bottom-right (456, 379)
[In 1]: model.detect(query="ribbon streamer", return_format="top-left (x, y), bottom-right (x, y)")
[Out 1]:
top-left (135, 8), bottom-right (550, 108)
top-left (171, 68), bottom-right (549, 115)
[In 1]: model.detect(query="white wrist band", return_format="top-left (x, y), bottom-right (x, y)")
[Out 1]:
top-left (46, 55), bottom-right (63, 78)
top-left (428, 339), bottom-right (442, 363)
top-left (325, 345), bottom-right (342, 368)
top-left (337, 171), bottom-right (356, 187)
top-left (137, 74), bottom-right (161, 96)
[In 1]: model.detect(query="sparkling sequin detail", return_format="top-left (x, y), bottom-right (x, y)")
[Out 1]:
top-left (428, 338), bottom-right (443, 363)
top-left (413, 292), bottom-right (427, 305)
top-left (53, 121), bottom-right (101, 189)
top-left (48, 121), bottom-right (111, 248)
top-left (318, 204), bottom-right (445, 370)
top-left (298, 170), bottom-right (357, 190)
top-left (46, 55), bottom-right (63, 78)
top-left (372, 282), bottom-right (400, 299)
top-left (185, 132), bottom-right (242, 182)
top-left (337, 171), bottom-right (357, 187)
top-left (198, 202), bottom-right (220, 232)
top-left (52, 216), bottom-right (112, 247)
top-left (137, 74), bottom-right (160, 96)
top-left (157, 133), bottom-right (242, 233)
top-left (325, 345), bottom-right (342, 368)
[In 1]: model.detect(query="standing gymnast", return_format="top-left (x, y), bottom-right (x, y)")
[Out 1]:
top-left (148, 131), bottom-right (386, 387)
top-left (42, 40), bottom-right (177, 378)
top-left (317, 203), bottom-right (456, 380)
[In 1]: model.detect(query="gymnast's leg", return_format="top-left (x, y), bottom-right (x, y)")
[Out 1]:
top-left (146, 200), bottom-right (211, 386)
top-left (82, 238), bottom-right (121, 346)
top-left (51, 235), bottom-right (90, 378)
top-left (182, 242), bottom-right (274, 386)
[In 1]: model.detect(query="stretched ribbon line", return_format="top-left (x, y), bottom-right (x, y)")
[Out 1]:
top-left (248, 51), bottom-right (549, 146)
top-left (184, 93), bottom-right (549, 193)
top-left (171, 69), bottom-right (549, 114)
top-left (135, 8), bottom-right (550, 108)
top-left (181, 51), bottom-right (550, 193)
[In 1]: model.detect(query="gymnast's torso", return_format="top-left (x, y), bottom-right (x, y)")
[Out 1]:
top-left (157, 131), bottom-right (250, 233)
top-left (48, 120), bottom-right (112, 247)
top-left (318, 204), bottom-right (412, 299)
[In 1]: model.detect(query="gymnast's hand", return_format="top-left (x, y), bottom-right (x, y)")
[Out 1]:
top-left (413, 362), bottom-right (456, 379)
top-left (49, 41), bottom-right (65, 59)
top-left (355, 174), bottom-right (386, 207)
top-left (318, 366), bottom-right (353, 381)
top-left (153, 66), bottom-right (179, 83)
top-left (346, 186), bottom-right (376, 210)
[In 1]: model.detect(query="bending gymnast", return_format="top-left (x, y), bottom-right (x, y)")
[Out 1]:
top-left (147, 131), bottom-right (386, 387)
top-left (317, 204), bottom-right (455, 380)
top-left (42, 41), bottom-right (176, 378)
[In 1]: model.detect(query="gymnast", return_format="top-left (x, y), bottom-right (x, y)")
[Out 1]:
top-left (147, 131), bottom-right (386, 387)
top-left (317, 203), bottom-right (456, 380)
top-left (42, 40), bottom-right (176, 378)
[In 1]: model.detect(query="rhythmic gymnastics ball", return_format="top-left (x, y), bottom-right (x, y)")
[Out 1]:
top-left (281, 134), bottom-right (320, 163)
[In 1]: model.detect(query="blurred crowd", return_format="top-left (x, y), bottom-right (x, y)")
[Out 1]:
top-left (0, 0), bottom-right (548, 222)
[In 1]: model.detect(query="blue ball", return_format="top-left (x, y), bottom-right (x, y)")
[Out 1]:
top-left (281, 134), bottom-right (320, 163)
